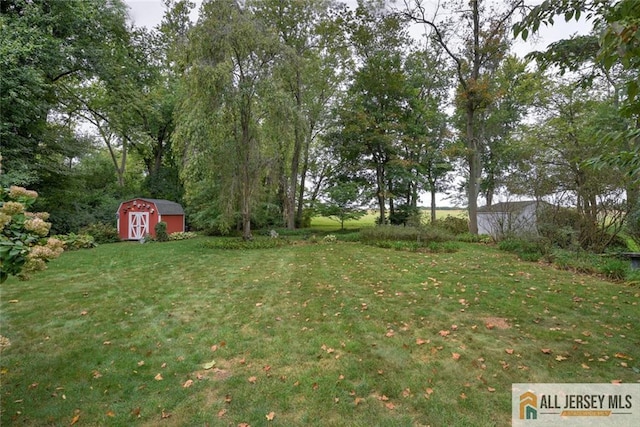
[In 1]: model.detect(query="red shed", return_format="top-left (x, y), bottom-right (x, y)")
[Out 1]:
top-left (117, 198), bottom-right (185, 240)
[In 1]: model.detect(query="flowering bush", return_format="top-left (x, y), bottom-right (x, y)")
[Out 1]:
top-left (323, 234), bottom-right (337, 243)
top-left (0, 186), bottom-right (63, 282)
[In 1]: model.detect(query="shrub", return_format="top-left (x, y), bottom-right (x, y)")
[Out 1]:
top-left (1, 185), bottom-right (63, 282)
top-left (201, 237), bottom-right (290, 250)
top-left (337, 232), bottom-right (360, 242)
top-left (626, 201), bottom-right (640, 238)
top-left (389, 205), bottom-right (421, 226)
top-left (419, 226), bottom-right (456, 243)
top-left (600, 258), bottom-right (628, 280)
top-left (323, 234), bottom-right (337, 243)
top-left (428, 241), bottom-right (461, 253)
top-left (296, 209), bottom-right (313, 228)
top-left (498, 237), bottom-right (546, 262)
top-left (168, 231), bottom-right (198, 241)
top-left (54, 233), bottom-right (96, 250)
top-left (155, 221), bottom-right (169, 242)
top-left (433, 216), bottom-right (469, 235)
top-left (360, 225), bottom-right (454, 244)
top-left (80, 222), bottom-right (119, 244)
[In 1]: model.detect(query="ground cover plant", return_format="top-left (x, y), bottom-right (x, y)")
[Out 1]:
top-left (1, 238), bottom-right (638, 426)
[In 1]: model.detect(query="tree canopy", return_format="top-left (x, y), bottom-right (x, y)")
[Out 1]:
top-left (0, 0), bottom-right (636, 245)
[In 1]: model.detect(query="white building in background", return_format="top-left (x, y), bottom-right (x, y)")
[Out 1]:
top-left (477, 200), bottom-right (550, 239)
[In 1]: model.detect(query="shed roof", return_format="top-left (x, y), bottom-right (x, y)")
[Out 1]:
top-left (139, 198), bottom-right (184, 215)
top-left (477, 200), bottom-right (542, 213)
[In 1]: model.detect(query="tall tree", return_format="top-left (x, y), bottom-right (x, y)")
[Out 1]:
top-left (334, 3), bottom-right (411, 224)
top-left (403, 45), bottom-right (453, 222)
top-left (403, 0), bottom-right (525, 233)
top-left (475, 55), bottom-right (539, 206)
top-left (515, 0), bottom-right (640, 207)
top-left (174, 0), bottom-right (279, 239)
top-left (509, 79), bottom-right (628, 250)
top-left (253, 0), bottom-right (348, 229)
top-left (0, 0), bottom-right (130, 186)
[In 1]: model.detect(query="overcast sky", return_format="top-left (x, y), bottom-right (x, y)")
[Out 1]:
top-left (125, 0), bottom-right (592, 56)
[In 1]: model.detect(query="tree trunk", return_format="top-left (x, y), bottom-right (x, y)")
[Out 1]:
top-left (466, 0), bottom-right (481, 235)
top-left (376, 164), bottom-right (386, 224)
top-left (287, 123), bottom-right (302, 229)
top-left (430, 182), bottom-right (437, 223)
top-left (240, 94), bottom-right (253, 241)
top-left (287, 70), bottom-right (304, 230)
top-left (467, 104), bottom-right (480, 234)
top-left (296, 140), bottom-right (310, 227)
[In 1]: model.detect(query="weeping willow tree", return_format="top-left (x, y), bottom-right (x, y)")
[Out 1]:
top-left (173, 0), bottom-right (280, 239)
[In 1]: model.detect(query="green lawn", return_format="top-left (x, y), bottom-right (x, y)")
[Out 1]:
top-left (310, 209), bottom-right (466, 231)
top-left (1, 237), bottom-right (638, 426)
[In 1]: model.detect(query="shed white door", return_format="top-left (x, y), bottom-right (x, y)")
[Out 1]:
top-left (128, 212), bottom-right (149, 240)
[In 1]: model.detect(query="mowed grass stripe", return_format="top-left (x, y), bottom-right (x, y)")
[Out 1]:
top-left (1, 238), bottom-right (638, 426)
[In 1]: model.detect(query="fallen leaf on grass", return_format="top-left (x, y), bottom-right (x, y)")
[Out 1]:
top-left (106, 410), bottom-right (115, 417)
top-left (424, 388), bottom-right (434, 399)
top-left (555, 355), bottom-right (567, 361)
top-left (487, 387), bottom-right (496, 392)
top-left (248, 376), bottom-right (257, 384)
top-left (385, 402), bottom-right (396, 410)
top-left (70, 412), bottom-right (80, 425)
top-left (416, 338), bottom-right (429, 345)
top-left (154, 373), bottom-right (163, 381)
top-left (541, 348), bottom-right (552, 354)
top-left (581, 363), bottom-right (590, 369)
top-left (438, 330), bottom-right (450, 337)
top-left (452, 353), bottom-right (461, 360)
top-left (385, 330), bottom-right (395, 338)
top-left (92, 370), bottom-right (102, 379)
top-left (265, 411), bottom-right (275, 421)
top-left (460, 392), bottom-right (467, 399)
top-left (202, 360), bottom-right (216, 370)
top-left (378, 395), bottom-right (389, 401)
top-left (132, 407), bottom-right (141, 418)
top-left (505, 348), bottom-right (514, 354)
top-left (217, 408), bottom-right (227, 418)
top-left (183, 379), bottom-right (193, 388)
top-left (225, 394), bottom-right (232, 403)
top-left (161, 410), bottom-right (171, 419)
top-left (354, 397), bottom-right (364, 406)
top-left (402, 388), bottom-right (411, 398)
top-left (80, 311), bottom-right (88, 316)
top-left (614, 352), bottom-right (633, 360)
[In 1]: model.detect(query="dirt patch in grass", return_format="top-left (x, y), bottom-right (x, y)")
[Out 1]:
top-left (192, 367), bottom-right (232, 381)
top-left (483, 317), bottom-right (510, 329)
top-left (0, 335), bottom-right (10, 350)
